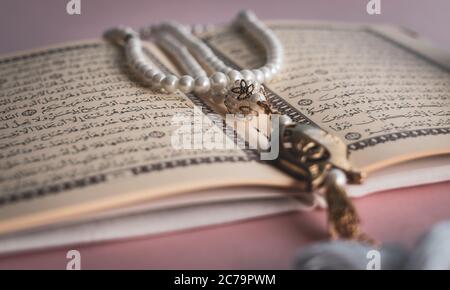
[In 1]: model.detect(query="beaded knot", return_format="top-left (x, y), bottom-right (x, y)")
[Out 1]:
top-left (224, 79), bottom-right (272, 116)
top-left (231, 79), bottom-right (255, 100)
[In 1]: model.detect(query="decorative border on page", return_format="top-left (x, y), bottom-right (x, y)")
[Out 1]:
top-left (0, 155), bottom-right (253, 207)
top-left (347, 127), bottom-right (450, 151)
top-left (0, 42), bottom-right (258, 207)
top-left (203, 26), bottom-right (450, 152)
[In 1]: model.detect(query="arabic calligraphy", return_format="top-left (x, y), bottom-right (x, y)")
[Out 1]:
top-left (206, 24), bottom-right (450, 144)
top-left (0, 42), bottom-right (245, 197)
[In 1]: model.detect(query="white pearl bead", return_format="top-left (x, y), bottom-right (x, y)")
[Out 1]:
top-left (214, 62), bottom-right (228, 72)
top-left (209, 59), bottom-right (222, 70)
top-left (252, 69), bottom-right (265, 83)
top-left (327, 169), bottom-right (347, 187)
top-left (274, 61), bottom-right (282, 70)
top-left (128, 37), bottom-right (141, 47)
top-left (141, 62), bottom-right (152, 73)
top-left (162, 75), bottom-right (179, 93)
top-left (227, 70), bottom-right (242, 85)
top-left (178, 75), bottom-right (195, 93)
top-left (133, 61), bottom-right (145, 72)
top-left (194, 76), bottom-right (211, 94)
top-left (239, 10), bottom-right (256, 22)
top-left (192, 70), bottom-right (207, 78)
top-left (260, 67), bottom-right (272, 82)
top-left (151, 72), bottom-right (165, 89)
top-left (267, 64), bottom-right (278, 76)
top-left (143, 68), bottom-right (158, 84)
top-left (210, 72), bottom-right (228, 91)
top-left (115, 12), bottom-right (284, 96)
top-left (222, 67), bottom-right (233, 74)
top-left (240, 69), bottom-right (255, 83)
top-left (105, 26), bottom-right (137, 46)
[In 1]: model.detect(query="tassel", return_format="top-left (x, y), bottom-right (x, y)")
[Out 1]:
top-left (324, 169), bottom-right (376, 245)
top-left (294, 220), bottom-right (450, 270)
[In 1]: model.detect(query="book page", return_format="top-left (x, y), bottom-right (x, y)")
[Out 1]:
top-left (2, 22), bottom-right (449, 235)
top-left (0, 40), bottom-right (293, 235)
top-left (204, 21), bottom-right (450, 171)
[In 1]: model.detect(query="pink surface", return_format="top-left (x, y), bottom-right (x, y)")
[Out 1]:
top-left (1, 0), bottom-right (450, 54)
top-left (0, 181), bottom-right (449, 269)
top-left (0, 0), bottom-right (449, 269)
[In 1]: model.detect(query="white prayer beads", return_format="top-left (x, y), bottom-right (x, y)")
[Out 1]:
top-left (104, 10), bottom-right (283, 101)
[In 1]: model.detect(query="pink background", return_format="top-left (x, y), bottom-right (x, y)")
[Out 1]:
top-left (0, 0), bottom-right (449, 269)
top-left (0, 182), bottom-right (449, 269)
top-left (1, 0), bottom-right (450, 54)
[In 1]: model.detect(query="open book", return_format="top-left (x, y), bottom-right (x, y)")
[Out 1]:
top-left (0, 21), bottom-right (449, 253)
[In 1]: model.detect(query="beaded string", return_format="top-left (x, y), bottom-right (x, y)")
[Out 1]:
top-left (104, 10), bottom-right (283, 99)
